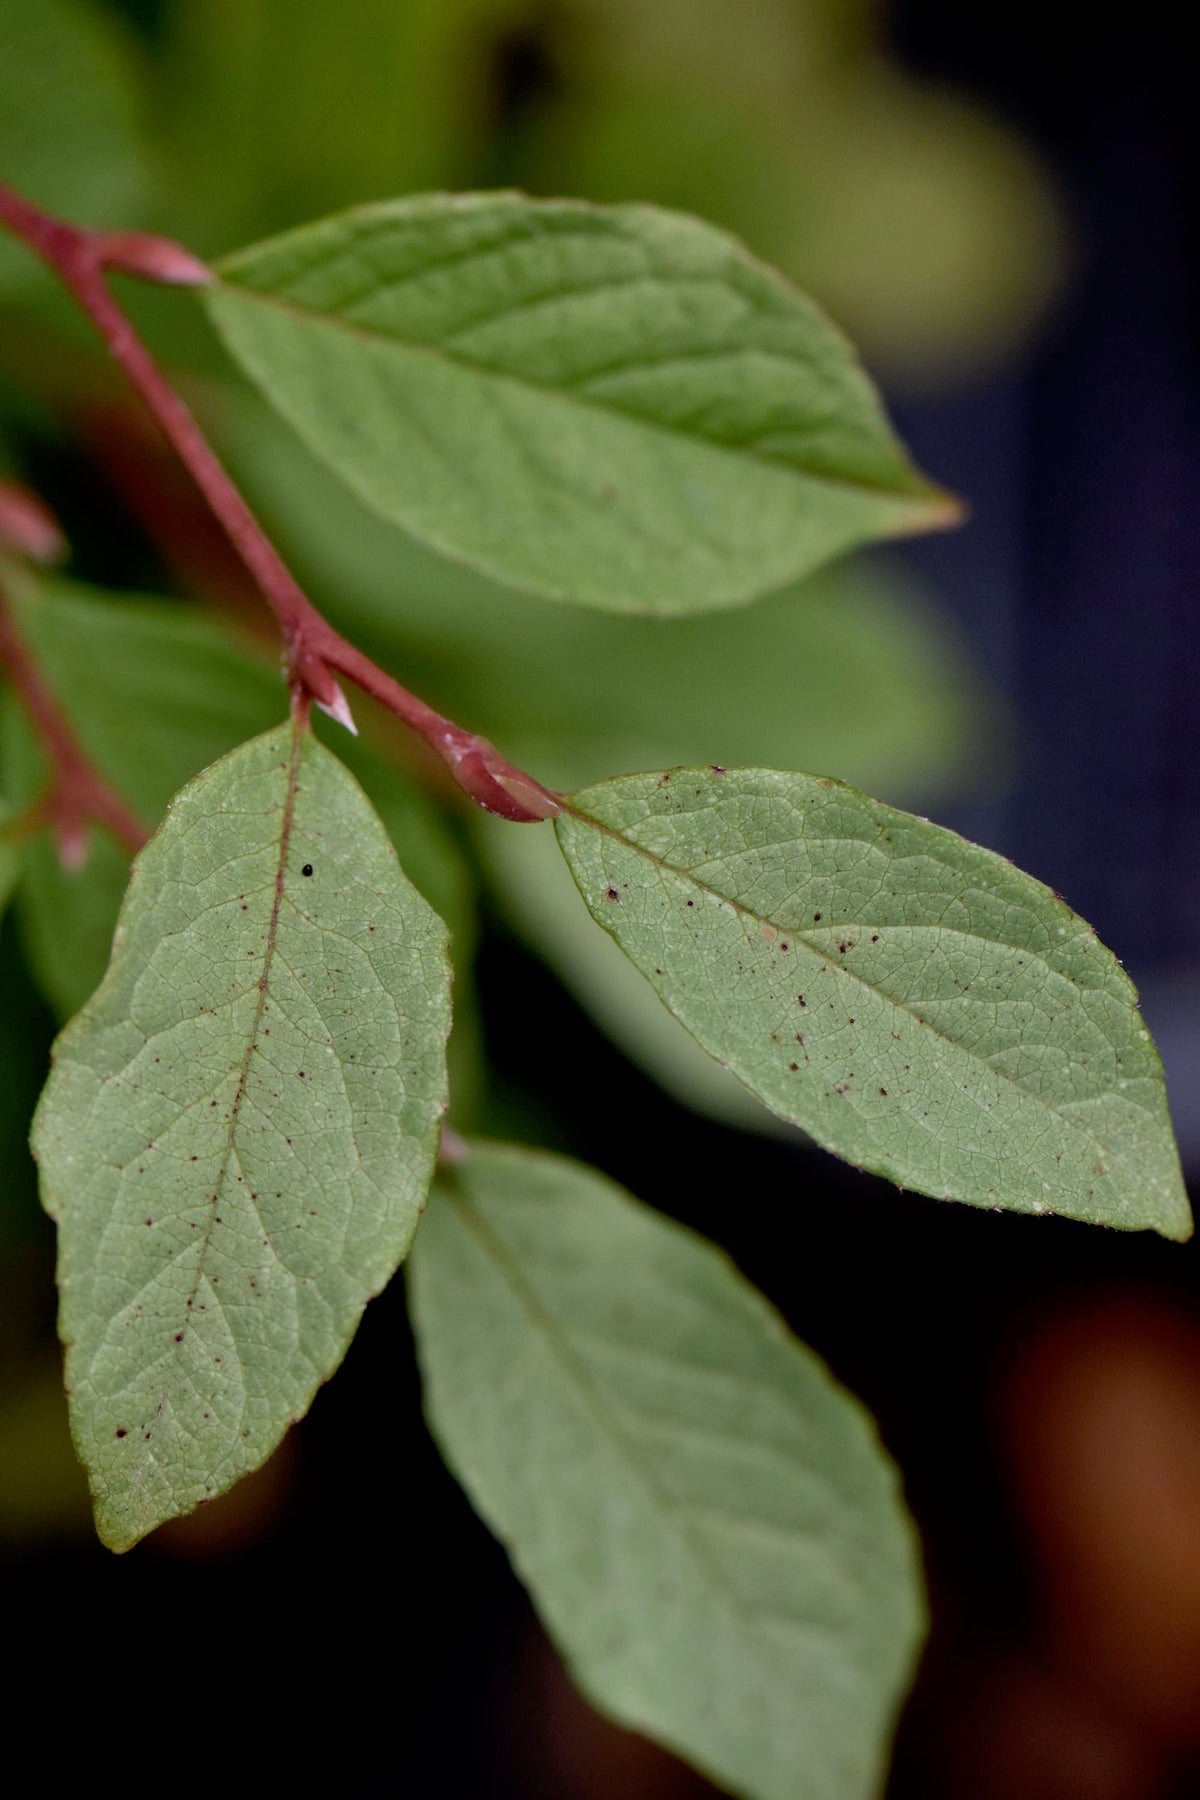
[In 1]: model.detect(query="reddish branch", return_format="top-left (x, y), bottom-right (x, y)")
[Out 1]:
top-left (0, 183), bottom-right (561, 824)
top-left (0, 573), bottom-right (148, 864)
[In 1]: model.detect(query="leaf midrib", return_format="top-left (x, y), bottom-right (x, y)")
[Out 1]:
top-left (450, 1177), bottom-right (843, 1682)
top-left (563, 800), bottom-right (1143, 1177)
top-left (171, 717), bottom-right (303, 1348)
top-left (210, 275), bottom-right (939, 511)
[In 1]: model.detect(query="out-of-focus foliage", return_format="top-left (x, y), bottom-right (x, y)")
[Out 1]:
top-left (0, 0), bottom-right (148, 298)
top-left (503, 0), bottom-right (1064, 383)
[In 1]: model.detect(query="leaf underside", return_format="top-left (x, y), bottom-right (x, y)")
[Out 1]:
top-left (411, 1141), bottom-right (923, 1800)
top-left (556, 768), bottom-right (1190, 1239)
top-left (206, 192), bottom-right (955, 614)
top-left (32, 721), bottom-right (451, 1549)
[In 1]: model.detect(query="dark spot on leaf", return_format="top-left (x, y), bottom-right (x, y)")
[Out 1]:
top-left (871, 934), bottom-right (879, 942)
top-left (880, 1087), bottom-right (888, 1096)
top-left (797, 995), bottom-right (806, 1007)
top-left (813, 912), bottom-right (822, 922)
top-left (606, 887), bottom-right (619, 901)
top-left (711, 764), bottom-right (726, 774)
top-left (174, 1333), bottom-right (183, 1343)
top-left (789, 1062), bottom-right (799, 1071)
top-left (302, 864), bottom-right (313, 877)
top-left (145, 1219), bottom-right (152, 1227)
top-left (115, 1428), bottom-right (127, 1439)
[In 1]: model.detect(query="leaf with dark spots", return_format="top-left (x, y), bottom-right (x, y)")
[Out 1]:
top-left (556, 767), bottom-right (1190, 1237)
top-left (33, 721), bottom-right (451, 1549)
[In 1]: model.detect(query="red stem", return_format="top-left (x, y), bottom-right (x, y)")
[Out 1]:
top-left (0, 578), bottom-right (149, 861)
top-left (0, 183), bottom-right (561, 825)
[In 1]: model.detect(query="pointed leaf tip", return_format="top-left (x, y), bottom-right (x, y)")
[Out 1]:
top-left (556, 768), bottom-right (1190, 1239)
top-left (33, 721), bottom-right (451, 1548)
top-left (412, 1140), bottom-right (924, 1800)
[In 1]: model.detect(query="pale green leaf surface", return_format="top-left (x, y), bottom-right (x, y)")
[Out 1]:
top-left (205, 193), bottom-right (955, 613)
top-left (33, 722), bottom-right (451, 1549)
top-left (480, 816), bottom-right (784, 1131)
top-left (1, 580), bottom-right (472, 1015)
top-left (556, 771), bottom-right (1190, 1238)
top-left (0, 0), bottom-right (148, 298)
top-left (411, 1141), bottom-right (923, 1800)
top-left (215, 392), bottom-right (981, 796)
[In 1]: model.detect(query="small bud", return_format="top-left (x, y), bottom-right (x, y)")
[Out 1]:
top-left (0, 482), bottom-right (67, 564)
top-left (56, 816), bottom-right (89, 872)
top-left (98, 232), bottom-right (213, 288)
top-left (316, 679), bottom-right (358, 736)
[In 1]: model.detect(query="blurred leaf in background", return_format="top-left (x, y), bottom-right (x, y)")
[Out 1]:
top-left (0, 0), bottom-right (150, 299)
top-left (503, 0), bottom-right (1065, 385)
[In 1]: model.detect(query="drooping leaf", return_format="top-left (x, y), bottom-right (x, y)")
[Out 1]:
top-left (0, 579), bottom-right (473, 1016)
top-left (556, 769), bottom-right (1191, 1239)
top-left (32, 721), bottom-right (451, 1550)
top-left (204, 193), bottom-right (957, 614)
top-left (0, 0), bottom-right (148, 298)
top-left (411, 1140), bottom-right (923, 1800)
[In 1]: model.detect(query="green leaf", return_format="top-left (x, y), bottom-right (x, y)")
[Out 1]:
top-left (556, 770), bottom-right (1191, 1239)
top-left (205, 193), bottom-right (957, 614)
top-left (32, 721), bottom-right (451, 1550)
top-left (216, 390), bottom-right (981, 794)
top-left (0, 579), bottom-right (473, 1016)
top-left (156, 0), bottom-right (531, 249)
top-left (480, 816), bottom-right (785, 1131)
top-left (0, 0), bottom-right (148, 298)
top-left (411, 1140), bottom-right (923, 1800)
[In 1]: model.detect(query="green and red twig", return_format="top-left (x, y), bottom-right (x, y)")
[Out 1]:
top-left (0, 182), bottom-right (561, 825)
top-left (0, 513), bottom-right (148, 864)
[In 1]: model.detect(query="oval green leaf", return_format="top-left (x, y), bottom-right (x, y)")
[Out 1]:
top-left (32, 720), bottom-right (451, 1550)
top-left (556, 770), bottom-right (1191, 1239)
top-left (411, 1140), bottom-right (923, 1800)
top-left (205, 193), bottom-right (957, 614)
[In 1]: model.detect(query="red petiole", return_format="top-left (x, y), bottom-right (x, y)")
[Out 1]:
top-left (0, 183), bottom-right (561, 825)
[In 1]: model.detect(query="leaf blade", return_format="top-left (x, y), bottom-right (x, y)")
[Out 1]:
top-left (32, 721), bottom-right (451, 1549)
top-left (555, 769), bottom-right (1190, 1238)
top-left (411, 1141), bottom-right (923, 1800)
top-left (205, 193), bottom-right (955, 613)
top-left (0, 577), bottom-right (473, 1017)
